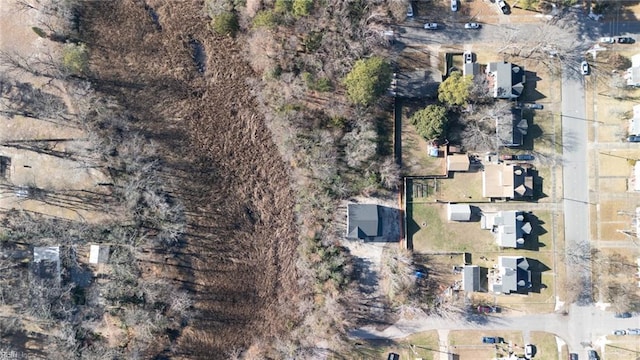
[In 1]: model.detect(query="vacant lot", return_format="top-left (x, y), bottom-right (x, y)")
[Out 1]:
top-left (82, 1), bottom-right (300, 356)
top-left (349, 331), bottom-right (439, 360)
top-left (530, 331), bottom-right (560, 360)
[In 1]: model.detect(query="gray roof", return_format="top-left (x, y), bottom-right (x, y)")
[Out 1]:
top-left (462, 265), bottom-right (480, 292)
top-left (497, 107), bottom-right (527, 147)
top-left (347, 204), bottom-right (381, 239)
top-left (497, 256), bottom-right (531, 294)
top-left (448, 203), bottom-right (471, 221)
top-left (488, 62), bottom-right (526, 99)
top-left (492, 211), bottom-right (530, 248)
top-left (463, 62), bottom-right (480, 77)
top-left (89, 245), bottom-right (110, 264)
top-left (627, 66), bottom-right (640, 86)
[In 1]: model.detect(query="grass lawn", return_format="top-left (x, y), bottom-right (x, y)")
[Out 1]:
top-left (448, 330), bottom-right (522, 359)
top-left (401, 105), bottom-right (446, 176)
top-left (407, 203), bottom-right (497, 253)
top-left (530, 331), bottom-right (559, 360)
top-left (347, 331), bottom-right (439, 360)
top-left (604, 336), bottom-right (640, 360)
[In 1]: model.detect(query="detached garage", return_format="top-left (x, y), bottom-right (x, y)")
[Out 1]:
top-left (447, 203), bottom-right (471, 221)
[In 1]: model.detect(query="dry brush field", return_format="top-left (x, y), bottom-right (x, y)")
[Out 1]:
top-left (81, 0), bottom-right (300, 357)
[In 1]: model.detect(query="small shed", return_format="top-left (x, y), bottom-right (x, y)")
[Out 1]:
top-left (448, 203), bottom-right (471, 221)
top-left (447, 154), bottom-right (470, 172)
top-left (462, 265), bottom-right (480, 292)
top-left (89, 245), bottom-right (110, 264)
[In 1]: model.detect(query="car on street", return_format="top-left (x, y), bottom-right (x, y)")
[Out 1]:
top-left (599, 37), bottom-right (615, 44)
top-left (614, 312), bottom-right (632, 318)
top-left (587, 350), bottom-right (599, 360)
top-left (464, 22), bottom-right (480, 29)
top-left (476, 305), bottom-right (497, 313)
top-left (464, 51), bottom-right (473, 63)
top-left (524, 344), bottom-right (534, 358)
top-left (482, 336), bottom-right (504, 344)
top-left (617, 37), bottom-right (635, 44)
top-left (451, 0), bottom-right (458, 11)
top-left (627, 135), bottom-right (640, 142)
top-left (387, 352), bottom-right (400, 360)
top-left (581, 61), bottom-right (589, 75)
top-left (407, 4), bottom-right (414, 17)
top-left (627, 328), bottom-right (640, 335)
top-left (524, 103), bottom-right (543, 110)
top-left (497, 0), bottom-right (510, 14)
top-left (613, 329), bottom-right (627, 335)
top-left (569, 353), bottom-right (578, 360)
top-left (424, 23), bottom-right (438, 30)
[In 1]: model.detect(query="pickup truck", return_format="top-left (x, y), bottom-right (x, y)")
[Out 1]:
top-left (501, 154), bottom-right (534, 161)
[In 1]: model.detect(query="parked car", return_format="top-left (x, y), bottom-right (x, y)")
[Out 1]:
top-left (424, 23), bottom-right (438, 30)
top-left (628, 135), bottom-right (640, 142)
top-left (613, 329), bottom-right (627, 335)
top-left (406, 4), bottom-right (414, 17)
top-left (581, 61), bottom-right (589, 75)
top-left (451, 0), bottom-right (458, 11)
top-left (614, 312), bottom-right (632, 318)
top-left (599, 37), bottom-right (615, 44)
top-left (617, 37), bottom-right (635, 44)
top-left (569, 353), bottom-right (578, 360)
top-left (524, 103), bottom-right (543, 110)
top-left (482, 336), bottom-right (504, 344)
top-left (587, 350), bottom-right (599, 360)
top-left (497, 0), bottom-right (510, 14)
top-left (524, 344), bottom-right (534, 358)
top-left (627, 328), bottom-right (640, 335)
top-left (476, 305), bottom-right (496, 313)
top-left (501, 154), bottom-right (534, 161)
top-left (388, 352), bottom-right (400, 360)
top-left (464, 51), bottom-right (473, 64)
top-left (464, 22), bottom-right (480, 29)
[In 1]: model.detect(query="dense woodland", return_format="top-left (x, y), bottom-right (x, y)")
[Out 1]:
top-left (0, 0), bottom-right (406, 358)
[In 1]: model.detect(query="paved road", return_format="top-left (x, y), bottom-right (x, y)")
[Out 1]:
top-left (350, 304), bottom-right (640, 356)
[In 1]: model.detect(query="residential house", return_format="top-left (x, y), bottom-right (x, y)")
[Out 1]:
top-left (462, 264), bottom-right (481, 292)
top-left (489, 256), bottom-right (532, 294)
top-left (346, 204), bottom-right (381, 240)
top-left (481, 210), bottom-right (532, 248)
top-left (482, 164), bottom-right (533, 199)
top-left (629, 104), bottom-right (640, 136)
top-left (486, 61), bottom-right (526, 99)
top-left (496, 107), bottom-right (528, 147)
top-left (447, 153), bottom-right (470, 172)
top-left (89, 245), bottom-right (110, 264)
top-left (626, 54), bottom-right (640, 87)
top-left (33, 246), bottom-right (61, 282)
top-left (448, 203), bottom-right (471, 221)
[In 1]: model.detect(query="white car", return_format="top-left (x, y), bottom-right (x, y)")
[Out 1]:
top-left (424, 23), bottom-right (438, 30)
top-left (463, 52), bottom-right (473, 64)
top-left (464, 22), bottom-right (480, 29)
top-left (524, 344), bottom-right (534, 359)
top-left (600, 36), bottom-right (615, 44)
top-left (451, 0), bottom-right (458, 12)
top-left (581, 60), bottom-right (590, 75)
top-left (407, 4), bottom-right (414, 17)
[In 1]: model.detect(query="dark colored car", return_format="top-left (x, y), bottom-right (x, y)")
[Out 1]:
top-left (627, 135), bottom-right (640, 142)
top-left (477, 305), bottom-right (495, 314)
top-left (617, 37), bottom-right (635, 44)
top-left (387, 353), bottom-right (400, 360)
top-left (614, 312), bottom-right (632, 318)
top-left (482, 336), bottom-right (504, 344)
top-left (569, 353), bottom-right (578, 360)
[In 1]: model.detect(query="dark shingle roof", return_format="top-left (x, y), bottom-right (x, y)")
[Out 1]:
top-left (347, 204), bottom-right (381, 239)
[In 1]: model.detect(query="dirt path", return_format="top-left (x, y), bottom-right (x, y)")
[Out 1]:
top-left (81, 1), bottom-right (300, 357)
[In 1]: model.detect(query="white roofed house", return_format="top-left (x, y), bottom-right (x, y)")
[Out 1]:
top-left (626, 54), bottom-right (640, 87)
top-left (486, 61), bottom-right (526, 99)
top-left (489, 256), bottom-right (532, 294)
top-left (481, 210), bottom-right (532, 248)
top-left (629, 104), bottom-right (640, 136)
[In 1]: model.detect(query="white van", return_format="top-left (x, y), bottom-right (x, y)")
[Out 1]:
top-left (451, 0), bottom-right (458, 11)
